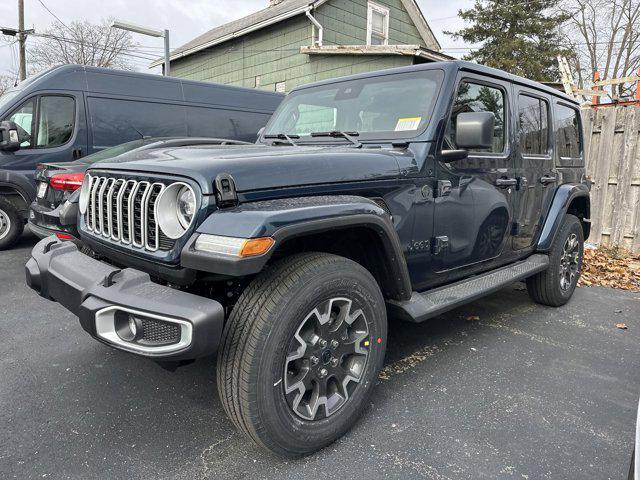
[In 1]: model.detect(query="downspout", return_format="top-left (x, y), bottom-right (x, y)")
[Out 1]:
top-left (305, 8), bottom-right (323, 47)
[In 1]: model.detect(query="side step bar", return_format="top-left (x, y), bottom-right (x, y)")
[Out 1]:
top-left (388, 254), bottom-right (549, 323)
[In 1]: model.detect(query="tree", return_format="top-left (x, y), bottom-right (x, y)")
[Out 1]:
top-left (0, 74), bottom-right (15, 96)
top-left (446, 0), bottom-right (570, 81)
top-left (559, 0), bottom-right (640, 100)
top-left (28, 18), bottom-right (139, 72)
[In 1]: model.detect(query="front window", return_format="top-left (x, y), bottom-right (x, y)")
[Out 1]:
top-left (3, 95), bottom-right (75, 149)
top-left (263, 69), bottom-right (444, 141)
top-left (367, 2), bottom-right (389, 45)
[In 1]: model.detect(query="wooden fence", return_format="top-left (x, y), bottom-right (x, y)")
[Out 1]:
top-left (582, 106), bottom-right (640, 252)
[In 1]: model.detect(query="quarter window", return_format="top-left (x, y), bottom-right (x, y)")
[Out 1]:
top-left (448, 82), bottom-right (506, 153)
top-left (555, 104), bottom-right (581, 158)
top-left (518, 94), bottom-right (549, 155)
top-left (367, 2), bottom-right (389, 46)
top-left (7, 98), bottom-right (35, 148)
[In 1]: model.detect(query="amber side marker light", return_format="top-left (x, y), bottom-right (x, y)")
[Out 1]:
top-left (240, 237), bottom-right (275, 257)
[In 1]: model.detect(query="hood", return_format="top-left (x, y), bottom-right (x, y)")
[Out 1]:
top-left (89, 144), bottom-right (408, 194)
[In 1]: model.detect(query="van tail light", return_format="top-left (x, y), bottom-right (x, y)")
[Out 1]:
top-left (50, 172), bottom-right (85, 191)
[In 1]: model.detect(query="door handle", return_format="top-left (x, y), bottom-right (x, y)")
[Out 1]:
top-left (495, 177), bottom-right (517, 187)
top-left (72, 148), bottom-right (83, 160)
top-left (539, 175), bottom-right (557, 185)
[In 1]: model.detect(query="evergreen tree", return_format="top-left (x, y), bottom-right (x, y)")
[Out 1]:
top-left (446, 0), bottom-right (569, 81)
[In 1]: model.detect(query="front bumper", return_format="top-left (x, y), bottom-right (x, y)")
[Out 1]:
top-left (25, 237), bottom-right (225, 361)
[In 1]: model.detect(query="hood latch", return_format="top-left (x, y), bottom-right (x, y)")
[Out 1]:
top-left (215, 173), bottom-right (238, 207)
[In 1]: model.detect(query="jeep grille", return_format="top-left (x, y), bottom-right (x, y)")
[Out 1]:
top-left (84, 174), bottom-right (174, 252)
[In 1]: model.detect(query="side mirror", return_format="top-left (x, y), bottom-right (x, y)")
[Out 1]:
top-left (0, 121), bottom-right (21, 152)
top-left (455, 112), bottom-right (495, 150)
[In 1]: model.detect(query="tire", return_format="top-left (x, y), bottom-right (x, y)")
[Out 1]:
top-left (0, 198), bottom-right (24, 250)
top-left (526, 214), bottom-right (584, 307)
top-left (217, 252), bottom-right (387, 457)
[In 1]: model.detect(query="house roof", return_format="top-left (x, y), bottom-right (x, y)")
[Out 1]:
top-left (151, 0), bottom-right (442, 67)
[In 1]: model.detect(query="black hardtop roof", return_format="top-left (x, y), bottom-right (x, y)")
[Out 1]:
top-left (5, 64), bottom-right (284, 112)
top-left (292, 60), bottom-right (578, 105)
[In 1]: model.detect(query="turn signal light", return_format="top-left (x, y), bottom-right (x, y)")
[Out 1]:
top-left (240, 237), bottom-right (275, 257)
top-left (50, 172), bottom-right (85, 191)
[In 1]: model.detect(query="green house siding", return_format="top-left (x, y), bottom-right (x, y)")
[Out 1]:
top-left (170, 0), bottom-right (425, 92)
top-left (315, 0), bottom-right (424, 46)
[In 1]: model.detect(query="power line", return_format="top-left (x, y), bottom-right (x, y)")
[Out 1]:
top-left (36, 0), bottom-right (71, 32)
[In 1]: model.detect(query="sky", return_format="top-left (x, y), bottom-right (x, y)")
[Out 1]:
top-left (0, 0), bottom-right (472, 80)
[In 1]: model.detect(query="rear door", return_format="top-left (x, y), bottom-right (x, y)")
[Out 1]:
top-left (433, 74), bottom-right (517, 275)
top-left (512, 90), bottom-right (555, 250)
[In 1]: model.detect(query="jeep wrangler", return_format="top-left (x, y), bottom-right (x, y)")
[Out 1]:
top-left (25, 61), bottom-right (590, 457)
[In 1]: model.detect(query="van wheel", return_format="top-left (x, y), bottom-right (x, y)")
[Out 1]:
top-left (0, 199), bottom-right (23, 250)
top-left (527, 214), bottom-right (584, 307)
top-left (217, 252), bottom-right (387, 457)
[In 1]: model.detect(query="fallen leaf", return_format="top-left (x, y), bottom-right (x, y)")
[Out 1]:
top-left (616, 323), bottom-right (628, 330)
top-left (465, 315), bottom-right (480, 322)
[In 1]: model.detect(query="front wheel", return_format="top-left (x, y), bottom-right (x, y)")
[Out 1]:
top-left (527, 214), bottom-right (584, 307)
top-left (0, 198), bottom-right (24, 250)
top-left (217, 252), bottom-right (387, 457)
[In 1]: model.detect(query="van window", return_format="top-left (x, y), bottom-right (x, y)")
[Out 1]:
top-left (7, 98), bottom-right (35, 147)
top-left (555, 104), bottom-right (581, 159)
top-left (36, 96), bottom-right (75, 147)
top-left (186, 106), bottom-right (271, 142)
top-left (518, 94), bottom-right (549, 156)
top-left (448, 81), bottom-right (506, 153)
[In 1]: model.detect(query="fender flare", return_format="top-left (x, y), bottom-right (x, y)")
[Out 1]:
top-left (0, 170), bottom-right (36, 214)
top-left (536, 183), bottom-right (590, 252)
top-left (181, 195), bottom-right (412, 301)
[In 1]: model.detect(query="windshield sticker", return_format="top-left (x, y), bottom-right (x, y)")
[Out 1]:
top-left (395, 117), bottom-right (422, 131)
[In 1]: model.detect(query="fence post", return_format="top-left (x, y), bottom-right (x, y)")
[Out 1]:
top-left (592, 71), bottom-right (600, 106)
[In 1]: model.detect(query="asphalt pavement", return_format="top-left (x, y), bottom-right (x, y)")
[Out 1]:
top-left (1, 229), bottom-right (639, 479)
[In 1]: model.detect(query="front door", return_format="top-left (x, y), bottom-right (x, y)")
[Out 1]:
top-left (432, 76), bottom-right (517, 276)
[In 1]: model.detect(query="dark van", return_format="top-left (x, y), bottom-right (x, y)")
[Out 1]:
top-left (0, 65), bottom-right (283, 249)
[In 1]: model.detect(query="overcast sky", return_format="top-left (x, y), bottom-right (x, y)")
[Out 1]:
top-left (0, 0), bottom-right (472, 79)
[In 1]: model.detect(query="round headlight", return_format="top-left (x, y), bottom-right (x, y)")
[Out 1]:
top-left (156, 182), bottom-right (196, 239)
top-left (78, 174), bottom-right (92, 215)
top-left (177, 186), bottom-right (196, 229)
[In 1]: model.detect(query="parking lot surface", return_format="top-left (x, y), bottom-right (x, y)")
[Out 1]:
top-left (1, 231), bottom-right (639, 479)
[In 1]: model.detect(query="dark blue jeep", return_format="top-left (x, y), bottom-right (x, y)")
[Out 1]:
top-left (24, 61), bottom-right (590, 457)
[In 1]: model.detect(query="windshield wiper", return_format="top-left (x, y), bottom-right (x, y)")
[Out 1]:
top-left (310, 130), bottom-right (362, 147)
top-left (263, 133), bottom-right (300, 146)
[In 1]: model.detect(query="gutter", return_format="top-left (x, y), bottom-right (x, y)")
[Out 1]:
top-left (305, 8), bottom-right (323, 47)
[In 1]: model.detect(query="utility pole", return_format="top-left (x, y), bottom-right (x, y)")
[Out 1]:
top-left (17, 0), bottom-right (26, 81)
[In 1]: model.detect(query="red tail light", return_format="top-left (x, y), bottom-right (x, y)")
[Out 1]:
top-left (55, 232), bottom-right (75, 241)
top-left (50, 172), bottom-right (85, 191)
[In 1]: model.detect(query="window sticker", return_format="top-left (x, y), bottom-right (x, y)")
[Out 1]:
top-left (395, 117), bottom-right (422, 131)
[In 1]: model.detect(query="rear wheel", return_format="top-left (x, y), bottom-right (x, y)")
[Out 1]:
top-left (0, 198), bottom-right (24, 250)
top-left (527, 214), bottom-right (584, 306)
top-left (217, 252), bottom-right (387, 457)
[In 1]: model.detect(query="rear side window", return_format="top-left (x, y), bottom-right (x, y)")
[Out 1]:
top-left (518, 94), bottom-right (549, 156)
top-left (448, 81), bottom-right (506, 153)
top-left (555, 104), bottom-right (581, 159)
top-left (36, 96), bottom-right (75, 148)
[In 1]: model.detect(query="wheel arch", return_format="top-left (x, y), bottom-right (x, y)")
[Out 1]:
top-left (536, 183), bottom-right (590, 252)
top-left (181, 195), bottom-right (413, 302)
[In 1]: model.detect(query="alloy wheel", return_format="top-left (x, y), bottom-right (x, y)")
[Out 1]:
top-left (559, 233), bottom-right (580, 291)
top-left (283, 297), bottom-right (370, 421)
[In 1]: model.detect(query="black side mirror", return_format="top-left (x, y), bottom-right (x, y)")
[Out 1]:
top-left (0, 121), bottom-right (20, 152)
top-left (455, 112), bottom-right (495, 150)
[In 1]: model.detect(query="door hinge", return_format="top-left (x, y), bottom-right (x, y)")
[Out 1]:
top-left (431, 235), bottom-right (449, 255)
top-left (214, 173), bottom-right (238, 207)
top-left (436, 180), bottom-right (452, 198)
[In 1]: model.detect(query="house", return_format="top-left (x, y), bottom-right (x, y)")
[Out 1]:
top-left (153, 0), bottom-right (452, 92)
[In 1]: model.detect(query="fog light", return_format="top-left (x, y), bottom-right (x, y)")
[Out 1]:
top-left (114, 311), bottom-right (141, 342)
top-left (128, 316), bottom-right (138, 337)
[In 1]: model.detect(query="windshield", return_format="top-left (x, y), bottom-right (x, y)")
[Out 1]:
top-left (80, 138), bottom-right (161, 164)
top-left (264, 69), bottom-right (443, 141)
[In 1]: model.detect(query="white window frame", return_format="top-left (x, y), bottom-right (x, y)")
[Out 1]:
top-left (366, 1), bottom-right (390, 46)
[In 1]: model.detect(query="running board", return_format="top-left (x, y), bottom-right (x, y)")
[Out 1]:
top-left (388, 254), bottom-right (549, 323)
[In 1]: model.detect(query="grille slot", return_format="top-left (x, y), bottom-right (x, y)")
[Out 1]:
top-left (84, 174), bottom-right (176, 252)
